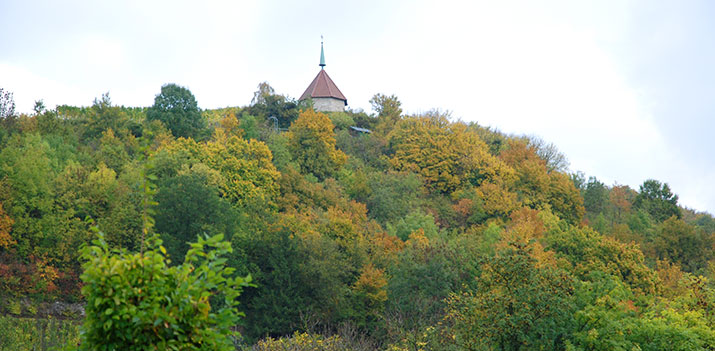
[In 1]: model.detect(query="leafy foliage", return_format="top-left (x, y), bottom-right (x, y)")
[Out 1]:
top-left (0, 316), bottom-right (79, 351)
top-left (84, 93), bottom-right (134, 140)
top-left (0, 82), bottom-right (713, 351)
top-left (155, 133), bottom-right (280, 208)
top-left (361, 171), bottom-right (423, 225)
top-left (0, 202), bottom-right (15, 249)
top-left (155, 169), bottom-right (239, 262)
top-left (147, 84), bottom-right (206, 139)
top-left (370, 93), bottom-right (402, 135)
top-left (328, 111), bottom-right (355, 130)
top-left (653, 217), bottom-right (714, 273)
top-left (500, 140), bottom-right (584, 224)
top-left (446, 240), bottom-right (575, 351)
top-left (543, 215), bottom-right (658, 295)
top-left (387, 231), bottom-right (479, 339)
top-left (634, 179), bottom-right (681, 222)
top-left (288, 109), bottom-right (347, 180)
top-left (389, 112), bottom-right (511, 194)
top-left (523, 135), bottom-right (569, 173)
top-left (569, 272), bottom-right (715, 351)
top-left (248, 332), bottom-right (351, 351)
top-left (79, 232), bottom-right (250, 351)
top-left (247, 82), bottom-right (300, 129)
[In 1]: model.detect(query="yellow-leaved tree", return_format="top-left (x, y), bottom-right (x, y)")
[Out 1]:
top-left (288, 109), bottom-right (347, 180)
top-left (388, 112), bottom-right (513, 194)
top-left (204, 130), bottom-right (280, 207)
top-left (156, 131), bottom-right (280, 208)
top-left (500, 139), bottom-right (584, 224)
top-left (0, 202), bottom-right (14, 249)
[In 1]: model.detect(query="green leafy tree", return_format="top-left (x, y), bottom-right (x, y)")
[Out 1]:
top-left (544, 214), bottom-right (658, 295)
top-left (33, 99), bottom-right (46, 114)
top-left (265, 132), bottom-right (293, 171)
top-left (569, 272), bottom-right (715, 351)
top-left (96, 129), bottom-right (130, 173)
top-left (634, 179), bottom-right (681, 222)
top-left (79, 144), bottom-right (251, 350)
top-left (36, 109), bottom-right (68, 137)
top-left (102, 165), bottom-right (145, 251)
top-left (364, 171), bottom-right (423, 225)
top-left (79, 231), bottom-right (250, 350)
top-left (583, 176), bottom-right (608, 218)
top-left (386, 210), bottom-right (439, 241)
top-left (570, 171), bottom-right (586, 190)
top-left (247, 82), bottom-right (300, 129)
top-left (347, 108), bottom-right (377, 130)
top-left (468, 122), bottom-right (509, 157)
top-left (387, 232), bottom-right (479, 342)
top-left (653, 217), bottom-right (714, 273)
top-left (147, 83), bottom-right (206, 139)
top-left (155, 170), bottom-right (239, 263)
top-left (328, 111), bottom-right (355, 130)
top-left (234, 227), bottom-right (306, 340)
top-left (445, 241), bottom-right (575, 351)
top-left (335, 129), bottom-right (389, 169)
top-left (84, 93), bottom-right (131, 140)
top-left (239, 113), bottom-right (262, 140)
top-left (235, 223), bottom-right (350, 341)
top-left (53, 160), bottom-right (143, 252)
top-left (0, 134), bottom-right (56, 259)
top-left (370, 93), bottom-right (402, 135)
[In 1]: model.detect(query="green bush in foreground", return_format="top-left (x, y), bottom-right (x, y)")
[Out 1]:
top-left (79, 232), bottom-right (250, 351)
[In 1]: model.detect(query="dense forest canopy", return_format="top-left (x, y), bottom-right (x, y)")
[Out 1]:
top-left (0, 84), bottom-right (713, 350)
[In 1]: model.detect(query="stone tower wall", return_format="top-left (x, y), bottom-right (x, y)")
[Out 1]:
top-left (313, 97), bottom-right (345, 112)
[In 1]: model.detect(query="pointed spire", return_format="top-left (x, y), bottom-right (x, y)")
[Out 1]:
top-left (319, 35), bottom-right (326, 69)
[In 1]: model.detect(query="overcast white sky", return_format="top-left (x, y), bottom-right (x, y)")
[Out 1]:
top-left (1, 0), bottom-right (714, 214)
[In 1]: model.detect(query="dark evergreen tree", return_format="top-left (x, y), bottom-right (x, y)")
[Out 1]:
top-left (147, 83), bottom-right (206, 139)
top-left (634, 179), bottom-right (681, 222)
top-left (154, 171), bottom-right (238, 263)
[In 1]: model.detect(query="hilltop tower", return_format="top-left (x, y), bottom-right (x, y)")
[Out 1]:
top-left (299, 38), bottom-right (347, 112)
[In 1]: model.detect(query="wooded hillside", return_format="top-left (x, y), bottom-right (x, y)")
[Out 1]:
top-left (0, 84), bottom-right (713, 350)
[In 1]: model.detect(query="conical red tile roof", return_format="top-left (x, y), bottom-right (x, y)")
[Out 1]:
top-left (300, 69), bottom-right (347, 104)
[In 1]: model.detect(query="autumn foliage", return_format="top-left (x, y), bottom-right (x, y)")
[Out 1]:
top-left (288, 109), bottom-right (347, 180)
top-left (0, 86), bottom-right (713, 350)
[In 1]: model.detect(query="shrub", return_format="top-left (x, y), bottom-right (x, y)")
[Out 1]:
top-left (79, 231), bottom-right (250, 350)
top-left (248, 332), bottom-right (347, 351)
top-left (0, 316), bottom-right (80, 351)
top-left (328, 112), bottom-right (355, 130)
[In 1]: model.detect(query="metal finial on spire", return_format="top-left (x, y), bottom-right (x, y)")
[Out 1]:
top-left (319, 35), bottom-right (326, 69)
